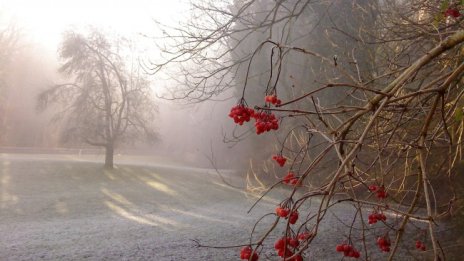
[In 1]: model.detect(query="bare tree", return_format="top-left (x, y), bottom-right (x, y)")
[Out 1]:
top-left (149, 0), bottom-right (464, 260)
top-left (38, 29), bottom-right (157, 169)
top-left (0, 21), bottom-right (21, 142)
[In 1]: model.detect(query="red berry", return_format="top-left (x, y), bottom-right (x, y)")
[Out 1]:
top-left (368, 211), bottom-right (387, 225)
top-left (270, 95), bottom-right (277, 104)
top-left (337, 243), bottom-right (360, 258)
top-left (415, 240), bottom-right (426, 251)
top-left (289, 238), bottom-right (299, 248)
top-left (283, 172), bottom-right (295, 184)
top-left (277, 247), bottom-right (293, 258)
top-left (343, 244), bottom-right (351, 252)
top-left (274, 238), bottom-right (285, 250)
top-left (251, 253), bottom-right (259, 261)
top-left (240, 246), bottom-right (252, 259)
top-left (280, 208), bottom-right (289, 218)
top-left (239, 246), bottom-right (259, 261)
top-left (368, 185), bottom-right (378, 192)
top-left (273, 154), bottom-right (286, 167)
top-left (445, 8), bottom-right (461, 18)
top-left (375, 186), bottom-right (387, 199)
top-left (377, 236), bottom-right (391, 252)
top-left (298, 232), bottom-right (311, 241)
top-left (377, 190), bottom-right (387, 199)
top-left (265, 94), bottom-right (281, 106)
top-left (290, 177), bottom-right (299, 186)
top-left (348, 250), bottom-right (356, 257)
top-left (275, 206), bottom-right (289, 218)
top-left (289, 211), bottom-right (299, 224)
top-left (229, 104), bottom-right (255, 126)
top-left (378, 213), bottom-right (386, 221)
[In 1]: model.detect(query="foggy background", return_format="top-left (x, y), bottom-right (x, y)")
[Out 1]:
top-left (0, 0), bottom-right (378, 171)
top-left (0, 0), bottom-right (248, 169)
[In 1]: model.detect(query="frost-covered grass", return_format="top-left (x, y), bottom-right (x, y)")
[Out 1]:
top-left (0, 154), bottom-right (279, 260)
top-left (0, 154), bottom-right (457, 260)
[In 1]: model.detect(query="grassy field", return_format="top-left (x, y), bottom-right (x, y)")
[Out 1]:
top-left (0, 154), bottom-right (460, 260)
top-left (0, 154), bottom-right (280, 260)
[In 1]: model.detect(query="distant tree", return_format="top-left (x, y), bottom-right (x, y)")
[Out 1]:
top-left (38, 30), bottom-right (157, 169)
top-left (0, 21), bottom-right (20, 142)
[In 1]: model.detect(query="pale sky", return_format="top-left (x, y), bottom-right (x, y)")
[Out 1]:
top-left (0, 0), bottom-right (189, 50)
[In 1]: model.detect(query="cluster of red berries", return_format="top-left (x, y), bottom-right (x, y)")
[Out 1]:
top-left (274, 237), bottom-right (303, 260)
top-left (265, 94), bottom-right (282, 106)
top-left (415, 240), bottom-right (426, 251)
top-left (368, 185), bottom-right (387, 199)
top-left (335, 243), bottom-right (360, 258)
top-left (275, 206), bottom-right (299, 224)
top-left (240, 246), bottom-right (259, 261)
top-left (229, 103), bottom-right (280, 135)
top-left (272, 154), bottom-right (286, 167)
top-left (283, 172), bottom-right (299, 186)
top-left (444, 8), bottom-right (461, 18)
top-left (368, 211), bottom-right (386, 224)
top-left (254, 111), bottom-right (279, 134)
top-left (229, 104), bottom-right (255, 125)
top-left (377, 236), bottom-right (391, 252)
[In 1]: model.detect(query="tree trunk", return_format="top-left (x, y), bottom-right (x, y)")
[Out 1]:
top-left (104, 143), bottom-right (114, 169)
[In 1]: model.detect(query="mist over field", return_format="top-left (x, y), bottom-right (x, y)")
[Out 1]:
top-left (1, 1), bottom-right (464, 260)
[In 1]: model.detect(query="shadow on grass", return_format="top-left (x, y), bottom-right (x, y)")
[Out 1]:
top-left (0, 156), bottom-right (251, 233)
